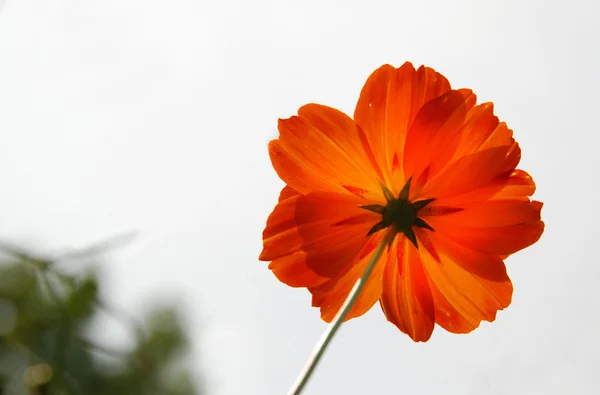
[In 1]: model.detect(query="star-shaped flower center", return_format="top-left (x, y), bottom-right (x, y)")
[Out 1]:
top-left (360, 177), bottom-right (435, 249)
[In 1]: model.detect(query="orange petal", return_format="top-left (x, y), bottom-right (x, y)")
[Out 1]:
top-left (278, 185), bottom-right (300, 202)
top-left (430, 169), bottom-right (537, 207)
top-left (309, 233), bottom-right (387, 322)
top-left (426, 199), bottom-right (542, 228)
top-left (427, 101), bottom-right (515, 174)
top-left (354, 62), bottom-right (451, 187)
top-left (425, 189), bottom-right (544, 259)
top-left (271, 104), bottom-right (383, 200)
top-left (428, 216), bottom-right (545, 256)
top-left (380, 237), bottom-right (435, 342)
top-left (501, 140), bottom-right (522, 174)
top-left (269, 140), bottom-right (333, 194)
top-left (446, 102), bottom-right (500, 160)
top-left (428, 279), bottom-right (480, 333)
top-left (444, 104), bottom-right (516, 164)
top-left (298, 104), bottom-right (385, 184)
top-left (416, 145), bottom-right (513, 200)
top-left (478, 122), bottom-right (515, 152)
top-left (403, 89), bottom-right (477, 187)
top-left (422, 230), bottom-right (510, 282)
top-left (268, 253), bottom-right (328, 288)
top-left (421, 232), bottom-right (513, 333)
top-left (260, 192), bottom-right (378, 278)
top-left (400, 91), bottom-right (526, 200)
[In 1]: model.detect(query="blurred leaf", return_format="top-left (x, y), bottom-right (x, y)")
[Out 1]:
top-left (0, 263), bottom-right (36, 300)
top-left (0, 241), bottom-right (203, 395)
top-left (65, 277), bottom-right (97, 321)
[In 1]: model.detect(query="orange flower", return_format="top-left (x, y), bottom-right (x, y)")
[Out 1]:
top-left (259, 62), bottom-right (544, 342)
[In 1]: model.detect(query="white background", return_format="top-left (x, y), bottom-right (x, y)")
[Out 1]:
top-left (0, 0), bottom-right (598, 394)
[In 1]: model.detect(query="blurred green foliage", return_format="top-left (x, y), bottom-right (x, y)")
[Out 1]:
top-left (0, 242), bottom-right (201, 395)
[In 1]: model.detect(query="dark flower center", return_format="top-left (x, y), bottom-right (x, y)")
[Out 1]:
top-left (360, 177), bottom-right (435, 249)
top-left (382, 199), bottom-right (416, 233)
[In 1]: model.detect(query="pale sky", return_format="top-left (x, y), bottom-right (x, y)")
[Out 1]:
top-left (0, 0), bottom-right (598, 394)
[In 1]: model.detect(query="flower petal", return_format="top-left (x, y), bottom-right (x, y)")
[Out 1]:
top-left (399, 87), bottom-right (528, 202)
top-left (309, 233), bottom-right (387, 322)
top-left (260, 192), bottom-right (378, 278)
top-left (278, 185), bottom-right (300, 202)
top-left (268, 253), bottom-right (328, 288)
top-left (428, 220), bottom-right (545, 256)
top-left (446, 102), bottom-right (500, 159)
top-left (421, 229), bottom-right (510, 282)
top-left (354, 62), bottom-right (451, 188)
top-left (427, 200), bottom-right (542, 227)
top-left (270, 104), bottom-right (384, 201)
top-left (421, 232), bottom-right (513, 333)
top-left (380, 237), bottom-right (435, 342)
top-left (430, 169), bottom-right (536, 207)
top-left (263, 186), bottom-right (329, 288)
top-left (442, 103), bottom-right (516, 165)
top-left (416, 145), bottom-right (513, 200)
top-left (403, 89), bottom-right (477, 188)
top-left (426, 199), bottom-right (545, 256)
top-left (428, 280), bottom-right (479, 333)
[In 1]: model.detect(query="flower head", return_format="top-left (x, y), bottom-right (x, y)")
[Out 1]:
top-left (259, 62), bottom-right (544, 342)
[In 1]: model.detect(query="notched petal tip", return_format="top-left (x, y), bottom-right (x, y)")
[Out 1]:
top-left (258, 248), bottom-right (269, 262)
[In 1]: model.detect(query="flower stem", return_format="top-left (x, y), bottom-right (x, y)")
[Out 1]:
top-left (286, 231), bottom-right (391, 395)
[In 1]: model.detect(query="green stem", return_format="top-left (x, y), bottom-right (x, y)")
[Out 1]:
top-left (286, 231), bottom-right (391, 395)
